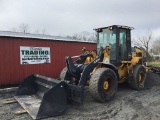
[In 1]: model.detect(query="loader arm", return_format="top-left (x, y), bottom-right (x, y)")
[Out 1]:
top-left (78, 55), bottom-right (103, 85)
top-left (65, 53), bottom-right (93, 79)
top-left (65, 54), bottom-right (103, 86)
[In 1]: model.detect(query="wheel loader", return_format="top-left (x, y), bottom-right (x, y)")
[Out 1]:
top-left (15, 25), bottom-right (147, 119)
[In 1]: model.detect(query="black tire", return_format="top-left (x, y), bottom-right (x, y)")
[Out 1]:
top-left (59, 67), bottom-right (72, 80)
top-left (128, 65), bottom-right (146, 90)
top-left (89, 68), bottom-right (118, 102)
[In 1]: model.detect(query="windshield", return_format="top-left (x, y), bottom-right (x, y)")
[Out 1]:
top-left (97, 28), bottom-right (117, 60)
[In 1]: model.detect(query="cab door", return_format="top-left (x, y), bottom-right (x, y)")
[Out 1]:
top-left (119, 29), bottom-right (131, 61)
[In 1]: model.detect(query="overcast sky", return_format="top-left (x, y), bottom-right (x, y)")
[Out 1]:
top-left (0, 0), bottom-right (160, 38)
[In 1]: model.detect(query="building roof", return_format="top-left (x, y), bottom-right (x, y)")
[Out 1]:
top-left (0, 30), bottom-right (96, 43)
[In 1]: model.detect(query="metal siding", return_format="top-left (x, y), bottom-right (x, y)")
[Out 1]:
top-left (0, 37), bottom-right (96, 86)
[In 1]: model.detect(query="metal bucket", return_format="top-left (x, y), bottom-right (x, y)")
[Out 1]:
top-left (15, 74), bottom-right (84, 119)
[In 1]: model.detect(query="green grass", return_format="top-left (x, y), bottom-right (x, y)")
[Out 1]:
top-left (148, 62), bottom-right (160, 67)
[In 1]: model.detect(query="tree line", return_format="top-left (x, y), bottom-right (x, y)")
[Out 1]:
top-left (11, 23), bottom-right (48, 35)
top-left (11, 23), bottom-right (97, 42)
top-left (132, 29), bottom-right (160, 61)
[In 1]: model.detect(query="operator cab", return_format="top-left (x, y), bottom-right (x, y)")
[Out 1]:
top-left (95, 25), bottom-right (134, 65)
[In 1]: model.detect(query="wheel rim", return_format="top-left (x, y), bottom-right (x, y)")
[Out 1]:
top-left (103, 81), bottom-right (109, 90)
top-left (103, 77), bottom-right (113, 92)
top-left (139, 71), bottom-right (145, 85)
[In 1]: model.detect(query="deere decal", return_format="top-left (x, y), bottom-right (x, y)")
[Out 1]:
top-left (20, 46), bottom-right (51, 64)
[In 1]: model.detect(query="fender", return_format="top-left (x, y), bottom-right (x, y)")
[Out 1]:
top-left (100, 63), bottom-right (120, 81)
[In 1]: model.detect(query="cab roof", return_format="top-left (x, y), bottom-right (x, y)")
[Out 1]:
top-left (94, 25), bottom-right (134, 31)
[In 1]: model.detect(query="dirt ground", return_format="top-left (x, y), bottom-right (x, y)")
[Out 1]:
top-left (0, 72), bottom-right (160, 120)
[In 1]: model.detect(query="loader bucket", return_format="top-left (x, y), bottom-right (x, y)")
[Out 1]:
top-left (15, 74), bottom-right (84, 120)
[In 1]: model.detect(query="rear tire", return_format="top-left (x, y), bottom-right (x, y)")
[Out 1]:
top-left (128, 65), bottom-right (146, 90)
top-left (89, 68), bottom-right (118, 102)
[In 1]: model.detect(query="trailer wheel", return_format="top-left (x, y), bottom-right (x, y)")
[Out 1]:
top-left (89, 68), bottom-right (118, 102)
top-left (59, 67), bottom-right (72, 80)
top-left (128, 65), bottom-right (146, 90)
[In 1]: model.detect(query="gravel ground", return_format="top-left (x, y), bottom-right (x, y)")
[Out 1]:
top-left (0, 72), bottom-right (160, 120)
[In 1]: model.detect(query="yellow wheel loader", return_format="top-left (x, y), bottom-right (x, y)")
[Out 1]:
top-left (15, 25), bottom-right (147, 119)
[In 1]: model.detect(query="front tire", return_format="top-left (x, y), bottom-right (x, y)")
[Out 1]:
top-left (59, 67), bottom-right (72, 80)
top-left (89, 68), bottom-right (118, 102)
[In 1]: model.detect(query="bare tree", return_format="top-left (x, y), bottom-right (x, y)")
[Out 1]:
top-left (19, 23), bottom-right (30, 33)
top-left (71, 31), bottom-right (91, 41)
top-left (80, 31), bottom-right (90, 41)
top-left (42, 29), bottom-right (48, 35)
top-left (11, 28), bottom-right (18, 32)
top-left (72, 33), bottom-right (81, 40)
top-left (133, 29), bottom-right (153, 60)
top-left (34, 29), bottom-right (40, 34)
top-left (59, 31), bottom-right (97, 42)
top-left (88, 32), bottom-right (97, 42)
top-left (151, 38), bottom-right (160, 55)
